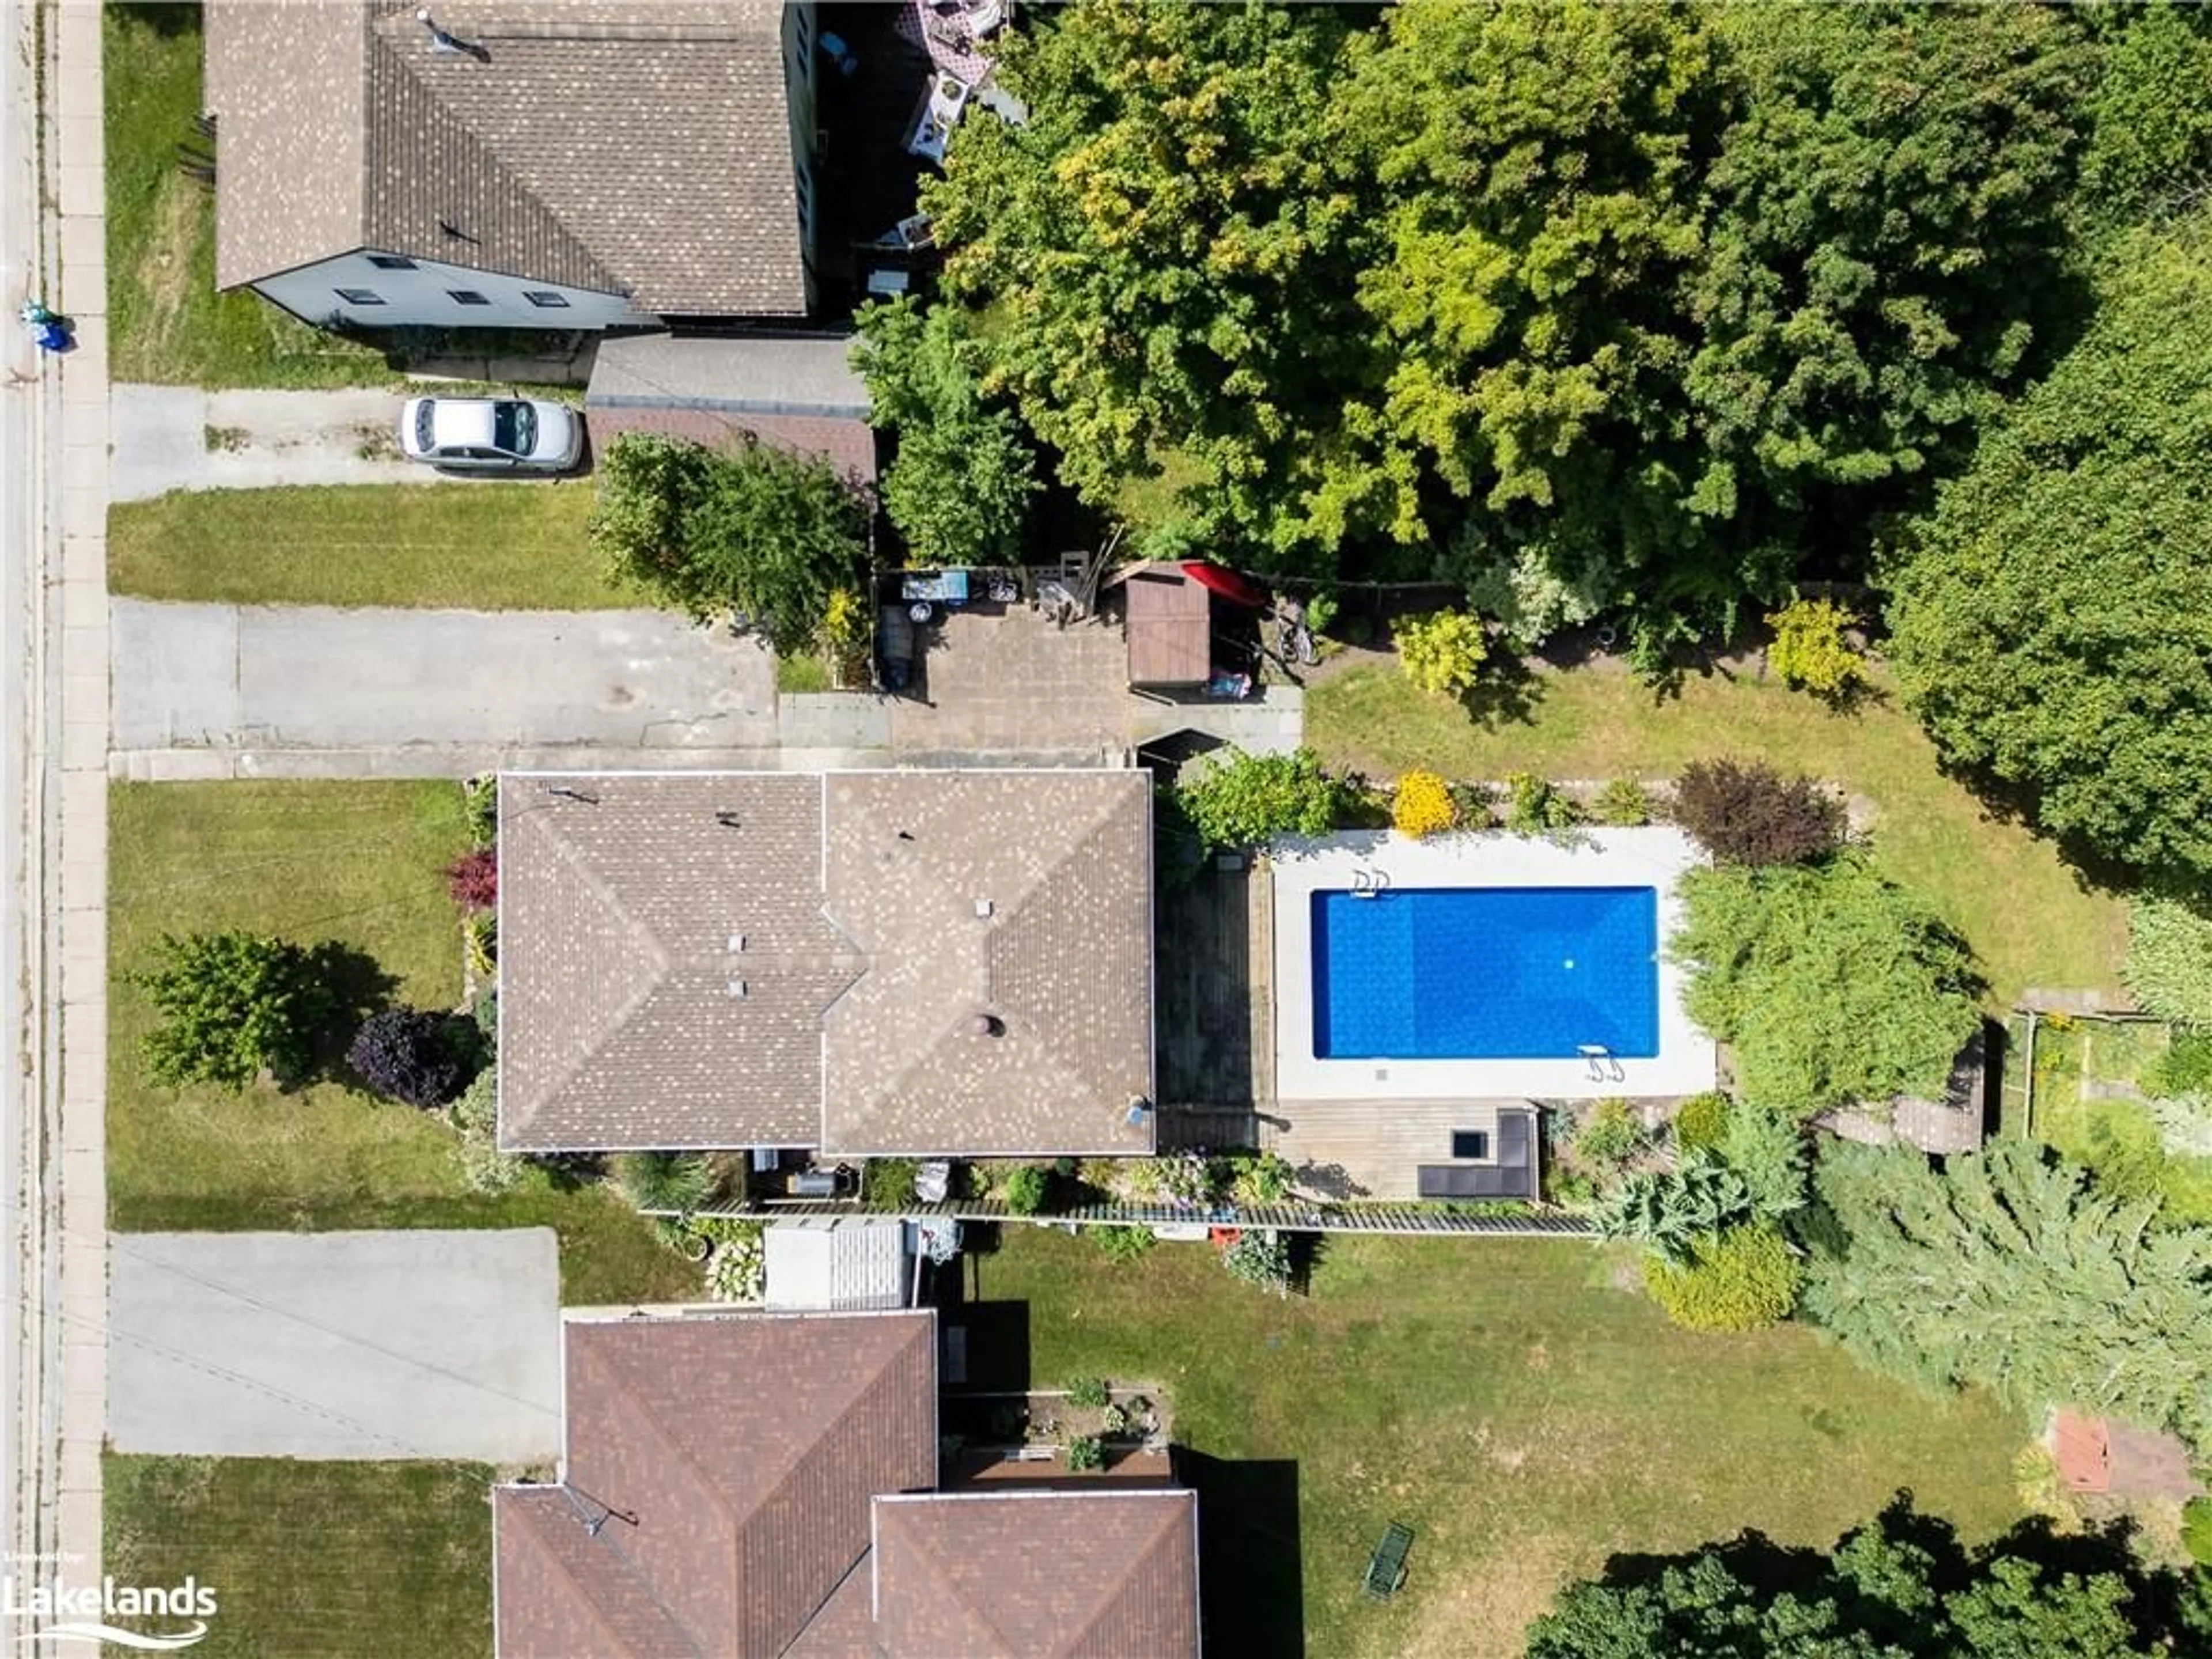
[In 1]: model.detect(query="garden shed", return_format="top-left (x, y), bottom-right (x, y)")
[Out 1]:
top-left (1104, 561), bottom-right (1267, 689)
top-left (763, 1217), bottom-right (911, 1312)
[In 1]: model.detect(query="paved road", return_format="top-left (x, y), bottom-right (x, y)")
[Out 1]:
top-left (109, 1231), bottom-right (561, 1460)
top-left (111, 385), bottom-right (466, 501)
top-left (112, 599), bottom-right (778, 762)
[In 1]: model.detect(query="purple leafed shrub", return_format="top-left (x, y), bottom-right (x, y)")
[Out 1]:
top-left (446, 847), bottom-right (498, 911)
top-left (347, 1007), bottom-right (469, 1108)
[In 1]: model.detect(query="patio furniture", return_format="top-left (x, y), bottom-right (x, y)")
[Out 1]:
top-left (915, 1161), bottom-right (953, 1203)
top-left (906, 72), bottom-right (973, 162)
top-left (901, 569), bottom-right (971, 605)
top-left (1365, 1522), bottom-right (1414, 1600)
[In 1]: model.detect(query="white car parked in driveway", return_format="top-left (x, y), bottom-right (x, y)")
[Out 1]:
top-left (398, 396), bottom-right (584, 474)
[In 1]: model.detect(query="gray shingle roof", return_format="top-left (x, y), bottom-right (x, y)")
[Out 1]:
top-left (498, 771), bottom-right (1156, 1156)
top-left (207, 0), bottom-right (806, 315)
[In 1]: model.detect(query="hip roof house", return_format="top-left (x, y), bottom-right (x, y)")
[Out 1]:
top-left (497, 770), bottom-right (1157, 1158)
top-left (205, 0), bottom-right (825, 330)
top-left (494, 1309), bottom-right (1203, 1658)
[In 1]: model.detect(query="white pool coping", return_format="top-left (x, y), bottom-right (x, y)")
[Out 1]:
top-left (1270, 827), bottom-right (1717, 1101)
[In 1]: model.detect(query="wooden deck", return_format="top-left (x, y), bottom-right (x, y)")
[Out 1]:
top-left (1264, 1098), bottom-right (1537, 1202)
top-left (1154, 854), bottom-right (1271, 1150)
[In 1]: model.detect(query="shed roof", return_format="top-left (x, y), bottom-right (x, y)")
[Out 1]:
top-left (206, 0), bottom-right (807, 315)
top-left (1117, 567), bottom-right (1213, 688)
top-left (498, 770), bottom-right (1156, 1156)
top-left (764, 1218), bottom-right (910, 1312)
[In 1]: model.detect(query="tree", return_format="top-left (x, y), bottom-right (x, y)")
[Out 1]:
top-left (2122, 897), bottom-right (2212, 1025)
top-left (1804, 1141), bottom-right (2212, 1451)
top-left (2080, 6), bottom-right (2212, 232)
top-left (853, 297), bottom-right (1039, 566)
top-left (1763, 599), bottom-right (1864, 700)
top-left (592, 433), bottom-right (868, 656)
top-left (1392, 611), bottom-right (1487, 697)
top-left (135, 930), bottom-right (336, 1090)
top-left (1718, 1099), bottom-right (1808, 1222)
top-left (927, 1), bottom-right (1371, 565)
top-left (1589, 1150), bottom-right (1755, 1264)
top-left (1669, 858), bottom-right (1983, 1115)
top-left (347, 1007), bottom-right (471, 1109)
top-left (1391, 770), bottom-right (1456, 839)
top-left (1642, 1224), bottom-right (1801, 1332)
top-left (1176, 747), bottom-right (1353, 853)
top-left (1885, 217), bottom-right (2212, 888)
top-left (1687, 6), bottom-right (2088, 569)
top-left (1670, 759), bottom-right (1843, 867)
top-left (1525, 1498), bottom-right (2207, 1657)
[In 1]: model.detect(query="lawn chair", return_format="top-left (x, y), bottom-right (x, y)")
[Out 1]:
top-left (1364, 1521), bottom-right (1414, 1600)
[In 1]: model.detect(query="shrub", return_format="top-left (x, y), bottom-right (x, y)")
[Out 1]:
top-left (1127, 1152), bottom-right (1221, 1208)
top-left (1641, 1224), bottom-right (1803, 1331)
top-left (1719, 1100), bottom-right (1810, 1220)
top-left (1304, 592), bottom-right (1339, 637)
top-left (1593, 777), bottom-right (1652, 827)
top-left (347, 1006), bottom-right (471, 1108)
top-left (461, 775), bottom-right (499, 849)
top-left (1228, 1151), bottom-right (1295, 1207)
top-left (1176, 747), bottom-right (1354, 853)
top-left (1391, 770), bottom-right (1458, 839)
top-left (1392, 610), bottom-right (1488, 696)
top-left (2122, 897), bottom-right (2212, 1025)
top-left (1002, 1165), bottom-right (1050, 1216)
top-left (1100, 1403), bottom-right (1129, 1434)
top-left (862, 1158), bottom-right (919, 1207)
top-left (1065, 1436), bottom-right (1105, 1472)
top-left (1766, 598), bottom-right (1866, 699)
top-left (1672, 1092), bottom-right (1731, 1151)
top-left (2183, 1497), bottom-right (2212, 1567)
top-left (445, 847), bottom-right (497, 911)
top-left (1093, 1224), bottom-right (1156, 1264)
top-left (1448, 781), bottom-right (1494, 828)
top-left (1503, 772), bottom-right (1579, 835)
top-left (1067, 1376), bottom-right (1111, 1410)
top-left (706, 1226), bottom-right (766, 1303)
top-left (463, 911), bottom-right (497, 979)
top-left (1221, 1230), bottom-right (1293, 1294)
top-left (1573, 1099), bottom-right (1645, 1173)
top-left (2145, 1093), bottom-right (2212, 1160)
top-left (1591, 1150), bottom-right (1756, 1263)
top-left (1671, 759), bottom-right (1844, 866)
top-left (135, 930), bottom-right (337, 1091)
top-left (447, 1066), bottom-right (524, 1195)
top-left (2146, 1031), bottom-right (2212, 1099)
top-left (611, 1151), bottom-right (717, 1215)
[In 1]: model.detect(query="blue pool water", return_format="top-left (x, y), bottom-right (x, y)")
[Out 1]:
top-left (1311, 886), bottom-right (1659, 1060)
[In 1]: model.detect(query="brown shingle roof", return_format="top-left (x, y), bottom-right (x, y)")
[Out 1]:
top-left (207, 0), bottom-right (806, 315)
top-left (1118, 569), bottom-right (1213, 688)
top-left (498, 771), bottom-right (1155, 1155)
top-left (871, 1490), bottom-right (1201, 1659)
top-left (494, 1309), bottom-right (937, 1659)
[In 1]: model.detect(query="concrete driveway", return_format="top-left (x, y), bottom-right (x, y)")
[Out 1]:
top-left (108, 1230), bottom-right (561, 1461)
top-left (112, 385), bottom-right (482, 500)
top-left (111, 599), bottom-right (779, 775)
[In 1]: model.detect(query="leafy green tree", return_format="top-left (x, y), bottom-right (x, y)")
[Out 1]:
top-left (1885, 218), bottom-right (2212, 888)
top-left (1589, 1150), bottom-right (1755, 1264)
top-left (2122, 897), bottom-right (2212, 1025)
top-left (1804, 1141), bottom-right (2212, 1450)
top-left (135, 930), bottom-right (336, 1090)
top-left (1642, 1224), bottom-right (1801, 1332)
top-left (2080, 6), bottom-right (2212, 232)
top-left (592, 433), bottom-right (868, 656)
top-left (1669, 858), bottom-right (1983, 1115)
top-left (1354, 0), bottom-right (1725, 648)
top-left (1176, 747), bottom-right (1353, 853)
top-left (853, 297), bottom-right (1039, 567)
top-left (1525, 1498), bottom-right (2207, 1657)
top-left (1688, 5), bottom-right (2088, 560)
top-left (928, 1), bottom-right (1369, 565)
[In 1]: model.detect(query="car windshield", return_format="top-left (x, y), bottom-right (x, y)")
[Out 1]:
top-left (414, 402), bottom-right (436, 452)
top-left (491, 401), bottom-right (536, 456)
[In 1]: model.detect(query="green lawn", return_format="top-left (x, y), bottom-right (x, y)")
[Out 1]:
top-left (105, 6), bottom-right (392, 387)
top-left (978, 1229), bottom-right (2026, 1659)
top-left (108, 486), bottom-right (625, 610)
top-left (105, 1456), bottom-right (494, 1658)
top-left (109, 781), bottom-right (698, 1305)
top-left (1307, 658), bottom-right (2127, 1006)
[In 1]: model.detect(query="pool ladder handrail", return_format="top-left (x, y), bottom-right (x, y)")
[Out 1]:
top-left (1348, 867), bottom-right (1393, 900)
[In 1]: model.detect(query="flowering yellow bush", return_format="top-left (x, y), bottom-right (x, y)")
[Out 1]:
top-left (1393, 609), bottom-right (1488, 696)
top-left (1766, 598), bottom-right (1865, 698)
top-left (1392, 770), bottom-right (1457, 839)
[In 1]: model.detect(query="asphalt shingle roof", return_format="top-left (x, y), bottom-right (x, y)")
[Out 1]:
top-left (207, 0), bottom-right (806, 315)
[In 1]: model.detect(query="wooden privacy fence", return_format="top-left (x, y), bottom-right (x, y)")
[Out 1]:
top-left (677, 1197), bottom-right (1597, 1238)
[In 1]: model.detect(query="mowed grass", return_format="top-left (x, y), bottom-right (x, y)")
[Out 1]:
top-left (978, 1229), bottom-right (2026, 1659)
top-left (109, 781), bottom-right (697, 1305)
top-left (105, 6), bottom-right (391, 387)
top-left (106, 1456), bottom-right (493, 1658)
top-left (108, 485), bottom-right (624, 609)
top-left (1307, 658), bottom-right (2127, 1006)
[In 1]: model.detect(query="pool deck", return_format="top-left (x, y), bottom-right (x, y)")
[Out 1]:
top-left (1263, 1097), bottom-right (1528, 1201)
top-left (1270, 828), bottom-right (1717, 1103)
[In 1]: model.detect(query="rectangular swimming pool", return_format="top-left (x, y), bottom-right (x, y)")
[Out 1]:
top-left (1310, 886), bottom-right (1659, 1060)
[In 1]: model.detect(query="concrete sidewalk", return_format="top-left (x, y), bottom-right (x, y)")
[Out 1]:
top-left (111, 599), bottom-right (778, 761)
top-left (111, 384), bottom-right (464, 501)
